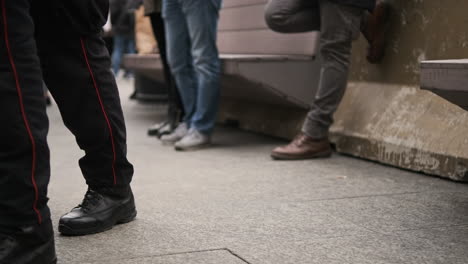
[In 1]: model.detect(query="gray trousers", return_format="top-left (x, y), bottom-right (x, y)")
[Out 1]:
top-left (265, 0), bottom-right (364, 139)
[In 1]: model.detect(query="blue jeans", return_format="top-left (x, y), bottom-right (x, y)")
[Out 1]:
top-left (111, 34), bottom-right (136, 75)
top-left (162, 0), bottom-right (221, 134)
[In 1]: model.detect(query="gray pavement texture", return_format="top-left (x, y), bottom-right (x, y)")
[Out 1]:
top-left (46, 78), bottom-right (468, 264)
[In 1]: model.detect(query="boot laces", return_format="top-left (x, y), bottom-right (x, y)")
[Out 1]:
top-left (293, 133), bottom-right (308, 146)
top-left (79, 189), bottom-right (103, 212)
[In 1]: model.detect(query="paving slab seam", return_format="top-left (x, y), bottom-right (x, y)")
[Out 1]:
top-left (331, 213), bottom-right (468, 236)
top-left (318, 191), bottom-right (468, 236)
top-left (69, 248), bottom-right (252, 264)
top-left (326, 214), bottom-right (383, 235)
top-left (224, 248), bottom-right (252, 264)
top-left (381, 223), bottom-right (468, 234)
top-left (293, 191), bottom-right (426, 204)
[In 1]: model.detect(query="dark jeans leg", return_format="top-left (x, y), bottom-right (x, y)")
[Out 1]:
top-left (112, 34), bottom-right (125, 75)
top-left (149, 12), bottom-right (184, 125)
top-left (0, 0), bottom-right (51, 227)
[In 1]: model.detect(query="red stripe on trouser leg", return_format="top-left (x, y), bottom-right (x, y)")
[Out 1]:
top-left (80, 38), bottom-right (118, 185)
top-left (1, 0), bottom-right (42, 224)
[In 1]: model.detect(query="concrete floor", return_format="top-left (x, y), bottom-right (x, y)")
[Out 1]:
top-left (47, 78), bottom-right (468, 264)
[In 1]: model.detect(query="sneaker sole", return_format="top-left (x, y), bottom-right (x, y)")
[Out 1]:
top-left (157, 130), bottom-right (172, 138)
top-left (174, 142), bottom-right (211, 151)
top-left (161, 140), bottom-right (178, 146)
top-left (271, 150), bottom-right (332, 160)
top-left (161, 137), bottom-right (185, 145)
top-left (58, 207), bottom-right (137, 236)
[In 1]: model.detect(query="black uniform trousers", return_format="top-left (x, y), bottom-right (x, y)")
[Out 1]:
top-left (0, 0), bottom-right (134, 227)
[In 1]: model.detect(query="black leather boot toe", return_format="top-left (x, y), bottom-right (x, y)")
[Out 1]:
top-left (58, 188), bottom-right (137, 236)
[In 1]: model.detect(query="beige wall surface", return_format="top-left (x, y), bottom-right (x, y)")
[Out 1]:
top-left (349, 0), bottom-right (468, 85)
top-left (333, 0), bottom-right (468, 181)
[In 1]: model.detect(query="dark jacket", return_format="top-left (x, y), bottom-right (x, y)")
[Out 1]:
top-left (52, 0), bottom-right (109, 35)
top-left (143, 0), bottom-right (161, 16)
top-left (332, 0), bottom-right (376, 10)
top-left (110, 0), bottom-right (136, 36)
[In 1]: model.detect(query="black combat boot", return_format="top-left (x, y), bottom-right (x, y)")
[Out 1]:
top-left (58, 187), bottom-right (137, 236)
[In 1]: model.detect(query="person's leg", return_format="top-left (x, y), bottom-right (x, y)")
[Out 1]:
top-left (111, 34), bottom-right (125, 75)
top-left (163, 0), bottom-right (195, 123)
top-left (361, 0), bottom-right (391, 64)
top-left (171, 0), bottom-right (221, 151)
top-left (160, 0), bottom-right (194, 143)
top-left (126, 35), bottom-right (136, 55)
top-left (264, 0), bottom-right (320, 33)
top-left (0, 0), bottom-right (56, 262)
top-left (148, 12), bottom-right (184, 134)
top-left (182, 0), bottom-right (221, 134)
top-left (271, 0), bottom-right (363, 160)
top-left (34, 5), bottom-right (134, 194)
top-left (150, 13), bottom-right (172, 86)
top-left (302, 1), bottom-right (363, 139)
top-left (32, 1), bottom-right (136, 236)
top-left (123, 35), bottom-right (136, 78)
top-left (147, 12), bottom-right (171, 136)
top-left (0, 0), bottom-right (50, 231)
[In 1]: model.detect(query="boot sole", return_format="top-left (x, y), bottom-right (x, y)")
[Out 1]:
top-left (271, 150), bottom-right (332, 160)
top-left (58, 207), bottom-right (137, 236)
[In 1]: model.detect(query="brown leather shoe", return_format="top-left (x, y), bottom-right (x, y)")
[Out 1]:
top-left (271, 133), bottom-right (332, 160)
top-left (362, 0), bottom-right (391, 64)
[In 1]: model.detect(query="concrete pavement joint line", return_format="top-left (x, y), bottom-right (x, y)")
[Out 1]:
top-left (329, 209), bottom-right (468, 236)
top-left (225, 248), bottom-right (252, 264)
top-left (335, 215), bottom-right (393, 235)
top-left (76, 248), bottom-right (252, 263)
top-left (382, 223), bottom-right (468, 234)
top-left (293, 191), bottom-right (427, 203)
top-left (327, 214), bottom-right (382, 235)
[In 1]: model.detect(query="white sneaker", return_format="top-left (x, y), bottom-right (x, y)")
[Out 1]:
top-left (174, 128), bottom-right (211, 151)
top-left (160, 123), bottom-right (188, 145)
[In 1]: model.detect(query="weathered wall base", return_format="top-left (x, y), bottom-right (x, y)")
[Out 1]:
top-left (218, 82), bottom-right (468, 182)
top-left (331, 82), bottom-right (468, 181)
